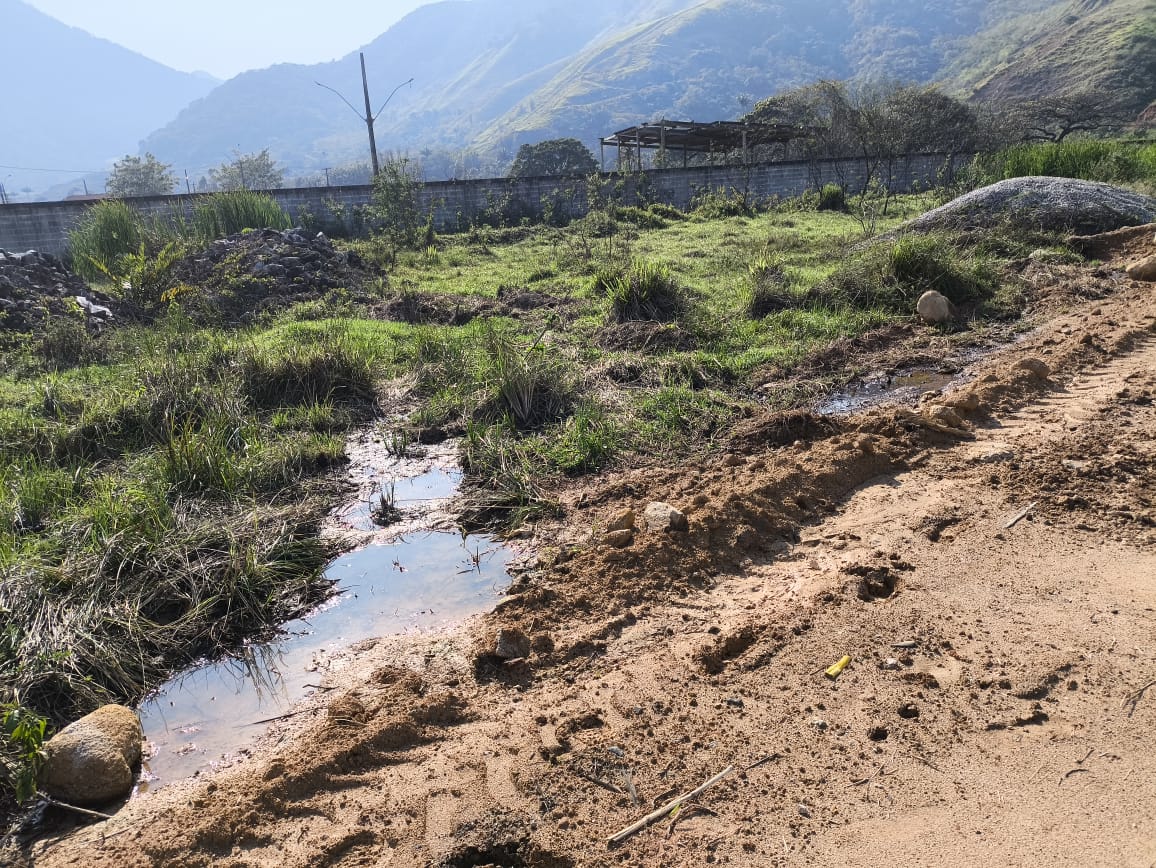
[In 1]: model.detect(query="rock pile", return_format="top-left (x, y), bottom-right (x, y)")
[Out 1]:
top-left (0, 248), bottom-right (114, 333)
top-left (170, 227), bottom-right (373, 322)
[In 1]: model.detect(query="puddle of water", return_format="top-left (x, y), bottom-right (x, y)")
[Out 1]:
top-left (338, 466), bottom-right (462, 532)
top-left (139, 531), bottom-right (508, 790)
top-left (819, 369), bottom-right (958, 415)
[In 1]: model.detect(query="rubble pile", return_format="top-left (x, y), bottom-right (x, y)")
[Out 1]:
top-left (170, 227), bottom-right (374, 322)
top-left (0, 248), bottom-right (114, 333)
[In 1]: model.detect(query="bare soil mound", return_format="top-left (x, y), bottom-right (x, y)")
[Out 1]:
top-left (908, 177), bottom-right (1156, 235)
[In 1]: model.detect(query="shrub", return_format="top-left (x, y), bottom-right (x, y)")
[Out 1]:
top-left (68, 199), bottom-right (146, 281)
top-left (600, 260), bottom-right (685, 323)
top-left (817, 183), bottom-right (847, 212)
top-left (478, 325), bottom-right (574, 429)
top-left (691, 187), bottom-right (756, 218)
top-left (826, 233), bottom-right (999, 311)
top-left (192, 190), bottom-right (290, 241)
top-left (746, 253), bottom-right (795, 318)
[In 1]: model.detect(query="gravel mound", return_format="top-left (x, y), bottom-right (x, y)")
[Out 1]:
top-left (908, 177), bottom-right (1156, 236)
top-left (0, 248), bottom-right (115, 333)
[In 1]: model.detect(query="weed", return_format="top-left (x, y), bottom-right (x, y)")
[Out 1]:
top-left (601, 260), bottom-right (685, 323)
top-left (817, 184), bottom-right (847, 212)
top-left (192, 190), bottom-right (291, 240)
top-left (370, 481), bottom-right (402, 526)
top-left (68, 199), bottom-right (146, 281)
top-left (0, 702), bottom-right (48, 803)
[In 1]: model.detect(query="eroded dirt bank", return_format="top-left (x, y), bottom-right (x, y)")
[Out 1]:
top-left (23, 245), bottom-right (1156, 867)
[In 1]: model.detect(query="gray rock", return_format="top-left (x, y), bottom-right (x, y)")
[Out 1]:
top-left (644, 502), bottom-right (689, 533)
top-left (906, 177), bottom-right (1156, 236)
top-left (606, 509), bottom-right (635, 533)
top-left (41, 705), bottom-right (142, 806)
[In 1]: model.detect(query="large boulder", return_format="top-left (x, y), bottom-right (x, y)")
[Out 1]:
top-left (916, 290), bottom-right (953, 324)
top-left (41, 704), bottom-right (143, 806)
top-left (905, 177), bottom-right (1156, 236)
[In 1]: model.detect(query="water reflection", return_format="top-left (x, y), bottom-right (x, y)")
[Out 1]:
top-left (139, 531), bottom-right (510, 789)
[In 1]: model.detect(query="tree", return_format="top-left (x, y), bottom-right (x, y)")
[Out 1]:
top-left (105, 153), bottom-right (176, 197)
top-left (208, 149), bottom-right (284, 191)
top-left (1008, 91), bottom-right (1131, 143)
top-left (508, 138), bottom-right (598, 178)
top-left (370, 156), bottom-right (423, 247)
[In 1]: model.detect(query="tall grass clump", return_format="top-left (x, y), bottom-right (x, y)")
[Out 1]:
top-left (68, 199), bottom-right (146, 281)
top-left (973, 140), bottom-right (1156, 186)
top-left (826, 232), bottom-right (1000, 311)
top-left (193, 190), bottom-right (291, 241)
top-left (599, 259), bottom-right (685, 323)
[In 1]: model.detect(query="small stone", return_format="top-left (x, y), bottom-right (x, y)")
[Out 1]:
top-left (725, 697), bottom-right (745, 709)
top-left (810, 718), bottom-right (829, 732)
top-left (41, 705), bottom-right (143, 806)
top-left (881, 658), bottom-right (901, 671)
top-left (1125, 254), bottom-right (1156, 281)
top-left (606, 509), bottom-right (636, 533)
top-left (924, 404), bottom-right (965, 428)
top-left (916, 290), bottom-right (952, 324)
top-left (723, 454), bottom-right (745, 467)
top-left (943, 391), bottom-right (981, 412)
top-left (1012, 357), bottom-right (1051, 380)
top-left (898, 702), bottom-right (920, 719)
top-left (643, 502), bottom-right (689, 533)
top-left (604, 529), bottom-right (634, 548)
top-left (494, 628), bottom-right (531, 660)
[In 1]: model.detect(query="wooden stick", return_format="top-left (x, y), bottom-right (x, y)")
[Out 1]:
top-left (607, 766), bottom-right (734, 846)
top-left (1002, 502), bottom-right (1038, 530)
top-left (38, 793), bottom-right (115, 821)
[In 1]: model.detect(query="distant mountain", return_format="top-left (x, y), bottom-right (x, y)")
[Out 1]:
top-left (940, 0), bottom-right (1156, 108)
top-left (1, 0), bottom-right (219, 197)
top-left (73, 0), bottom-right (1156, 185)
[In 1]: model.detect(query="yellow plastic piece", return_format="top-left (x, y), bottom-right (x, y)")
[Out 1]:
top-left (825, 655), bottom-right (852, 680)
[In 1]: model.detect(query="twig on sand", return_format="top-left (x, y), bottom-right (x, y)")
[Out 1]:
top-left (239, 707), bottom-right (316, 728)
top-left (744, 753), bottom-right (781, 772)
top-left (1002, 502), bottom-right (1038, 530)
top-left (37, 793), bottom-right (115, 821)
top-left (1124, 679), bottom-right (1156, 717)
top-left (665, 803), bottom-right (718, 838)
top-left (607, 766), bottom-right (734, 846)
top-left (1060, 768), bottom-right (1090, 784)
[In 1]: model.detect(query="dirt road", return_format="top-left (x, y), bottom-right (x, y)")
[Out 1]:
top-left (24, 239), bottom-right (1156, 866)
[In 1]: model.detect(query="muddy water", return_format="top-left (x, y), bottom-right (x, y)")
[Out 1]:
top-left (137, 440), bottom-right (512, 791)
top-left (818, 369), bottom-right (960, 414)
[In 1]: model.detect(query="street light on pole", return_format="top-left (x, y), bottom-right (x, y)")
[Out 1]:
top-left (316, 55), bottom-right (412, 177)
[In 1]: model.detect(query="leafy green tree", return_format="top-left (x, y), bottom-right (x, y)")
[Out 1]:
top-left (105, 152), bottom-right (176, 197)
top-left (370, 156), bottom-right (423, 247)
top-left (508, 138), bottom-right (598, 178)
top-left (209, 149), bottom-right (284, 191)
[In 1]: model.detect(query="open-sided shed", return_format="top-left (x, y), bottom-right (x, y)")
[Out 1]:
top-left (599, 119), bottom-right (808, 169)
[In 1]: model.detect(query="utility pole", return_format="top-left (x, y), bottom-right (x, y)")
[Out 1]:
top-left (360, 54), bottom-right (380, 177)
top-left (316, 61), bottom-right (413, 178)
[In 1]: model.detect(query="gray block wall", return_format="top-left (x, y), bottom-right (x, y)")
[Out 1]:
top-left (0, 154), bottom-right (962, 258)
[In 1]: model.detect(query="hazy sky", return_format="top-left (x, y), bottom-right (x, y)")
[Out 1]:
top-left (25, 0), bottom-right (432, 78)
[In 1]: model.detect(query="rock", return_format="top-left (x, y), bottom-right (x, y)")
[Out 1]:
top-left (967, 441), bottom-right (1016, 464)
top-left (924, 404), bottom-right (965, 429)
top-left (606, 509), bottom-right (636, 533)
top-left (810, 718), bottom-right (829, 732)
top-left (905, 177), bottom-right (1156, 235)
top-left (916, 290), bottom-right (953, 324)
top-left (1126, 254), bottom-right (1156, 281)
top-left (604, 529), bottom-right (634, 548)
top-left (1013, 357), bottom-right (1051, 380)
top-left (942, 391), bottom-right (981, 412)
top-left (643, 502), bottom-right (689, 533)
top-left (493, 628), bottom-right (531, 661)
top-left (41, 705), bottom-right (142, 806)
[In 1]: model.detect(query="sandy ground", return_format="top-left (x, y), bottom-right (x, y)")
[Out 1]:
top-left (18, 230), bottom-right (1156, 867)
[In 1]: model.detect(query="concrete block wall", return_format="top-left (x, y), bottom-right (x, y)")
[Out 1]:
top-left (0, 153), bottom-right (962, 258)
